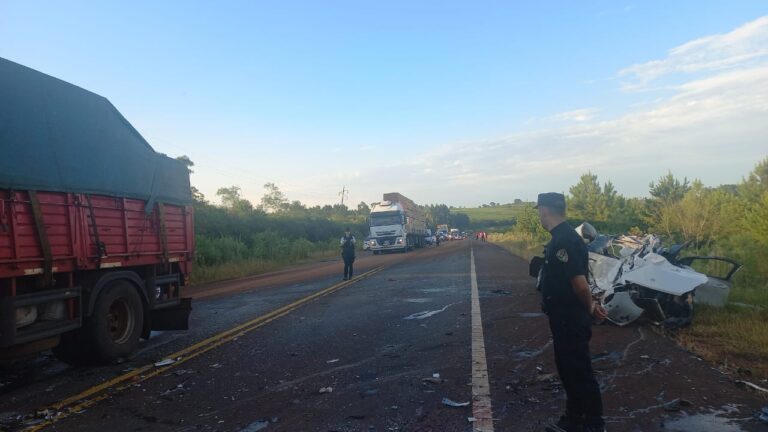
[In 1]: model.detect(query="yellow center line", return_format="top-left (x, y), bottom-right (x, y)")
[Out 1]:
top-left (23, 267), bottom-right (384, 432)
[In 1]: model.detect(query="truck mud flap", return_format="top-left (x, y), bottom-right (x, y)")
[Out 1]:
top-left (150, 297), bottom-right (192, 331)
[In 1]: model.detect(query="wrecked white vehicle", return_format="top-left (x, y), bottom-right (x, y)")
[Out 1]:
top-left (531, 223), bottom-right (742, 329)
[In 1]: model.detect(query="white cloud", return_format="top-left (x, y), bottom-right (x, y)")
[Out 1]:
top-left (553, 108), bottom-right (599, 122)
top-left (619, 16), bottom-right (768, 90)
top-left (333, 16), bottom-right (768, 205)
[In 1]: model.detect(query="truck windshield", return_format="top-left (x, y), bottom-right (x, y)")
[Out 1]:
top-left (370, 211), bottom-right (402, 227)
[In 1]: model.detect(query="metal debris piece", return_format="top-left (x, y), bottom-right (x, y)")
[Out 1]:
top-left (663, 398), bottom-right (693, 412)
top-left (154, 358), bottom-right (176, 367)
top-left (319, 387), bottom-right (333, 394)
top-left (535, 373), bottom-right (557, 382)
top-left (403, 304), bottom-right (454, 320)
top-left (441, 398), bottom-right (470, 407)
top-left (603, 292), bottom-right (645, 326)
top-left (735, 380), bottom-right (768, 393)
top-left (759, 406), bottom-right (768, 423)
top-left (240, 420), bottom-right (269, 432)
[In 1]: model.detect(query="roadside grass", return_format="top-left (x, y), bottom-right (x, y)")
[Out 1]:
top-left (489, 233), bottom-right (768, 380)
top-left (487, 231), bottom-right (544, 261)
top-left (452, 203), bottom-right (529, 230)
top-left (677, 305), bottom-right (768, 379)
top-left (453, 203), bottom-right (528, 220)
top-left (191, 249), bottom-right (339, 285)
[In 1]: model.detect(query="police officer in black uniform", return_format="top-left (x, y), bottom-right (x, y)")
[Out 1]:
top-left (340, 228), bottom-right (356, 280)
top-left (535, 192), bottom-right (607, 432)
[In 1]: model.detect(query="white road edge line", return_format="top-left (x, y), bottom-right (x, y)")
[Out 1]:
top-left (470, 247), bottom-right (494, 431)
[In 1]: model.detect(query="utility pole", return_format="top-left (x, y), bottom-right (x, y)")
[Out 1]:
top-left (339, 186), bottom-right (349, 206)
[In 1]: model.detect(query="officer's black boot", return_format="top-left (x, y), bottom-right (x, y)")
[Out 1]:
top-left (571, 423), bottom-right (606, 432)
top-left (555, 410), bottom-right (581, 431)
top-left (555, 414), bottom-right (572, 431)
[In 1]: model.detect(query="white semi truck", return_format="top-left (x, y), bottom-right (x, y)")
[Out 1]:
top-left (368, 193), bottom-right (428, 253)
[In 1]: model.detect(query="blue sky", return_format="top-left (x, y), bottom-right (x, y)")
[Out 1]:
top-left (1, 1), bottom-right (766, 206)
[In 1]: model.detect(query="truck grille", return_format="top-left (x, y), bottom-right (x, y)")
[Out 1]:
top-left (373, 236), bottom-right (398, 246)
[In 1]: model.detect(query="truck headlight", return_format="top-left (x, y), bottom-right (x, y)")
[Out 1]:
top-left (396, 238), bottom-right (404, 244)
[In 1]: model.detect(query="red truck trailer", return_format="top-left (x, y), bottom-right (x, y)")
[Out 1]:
top-left (0, 57), bottom-right (194, 363)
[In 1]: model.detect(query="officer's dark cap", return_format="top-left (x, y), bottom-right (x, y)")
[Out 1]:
top-left (534, 192), bottom-right (566, 210)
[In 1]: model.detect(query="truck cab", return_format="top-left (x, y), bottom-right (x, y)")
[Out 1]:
top-left (368, 202), bottom-right (408, 253)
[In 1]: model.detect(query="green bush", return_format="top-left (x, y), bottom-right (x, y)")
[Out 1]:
top-left (195, 235), bottom-right (248, 266)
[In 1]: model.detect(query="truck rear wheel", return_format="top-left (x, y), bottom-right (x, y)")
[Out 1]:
top-left (88, 281), bottom-right (144, 362)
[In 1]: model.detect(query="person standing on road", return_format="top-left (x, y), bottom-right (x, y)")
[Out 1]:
top-left (536, 192), bottom-right (607, 432)
top-left (340, 227), bottom-right (356, 280)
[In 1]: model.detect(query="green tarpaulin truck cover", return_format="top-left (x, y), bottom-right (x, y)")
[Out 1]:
top-left (0, 57), bottom-right (191, 205)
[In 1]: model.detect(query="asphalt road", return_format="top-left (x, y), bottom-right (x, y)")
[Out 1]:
top-left (1, 240), bottom-right (766, 432)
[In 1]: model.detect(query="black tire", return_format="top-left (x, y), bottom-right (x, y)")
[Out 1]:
top-left (88, 280), bottom-right (144, 362)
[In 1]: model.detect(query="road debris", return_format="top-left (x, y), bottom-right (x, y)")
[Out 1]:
top-left (759, 406), bottom-right (768, 423)
top-left (663, 398), bottom-right (694, 412)
top-left (441, 397), bottom-right (470, 407)
top-left (404, 298), bottom-right (431, 303)
top-left (403, 304), bottom-right (454, 320)
top-left (536, 373), bottom-right (557, 382)
top-left (735, 380), bottom-right (768, 394)
top-left (326, 359), bottom-right (340, 363)
top-left (319, 386), bottom-right (334, 394)
top-left (154, 358), bottom-right (177, 367)
top-left (422, 377), bottom-right (443, 384)
top-left (240, 420), bottom-right (269, 431)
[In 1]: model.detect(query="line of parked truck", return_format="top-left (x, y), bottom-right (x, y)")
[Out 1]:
top-left (363, 194), bottom-right (466, 254)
